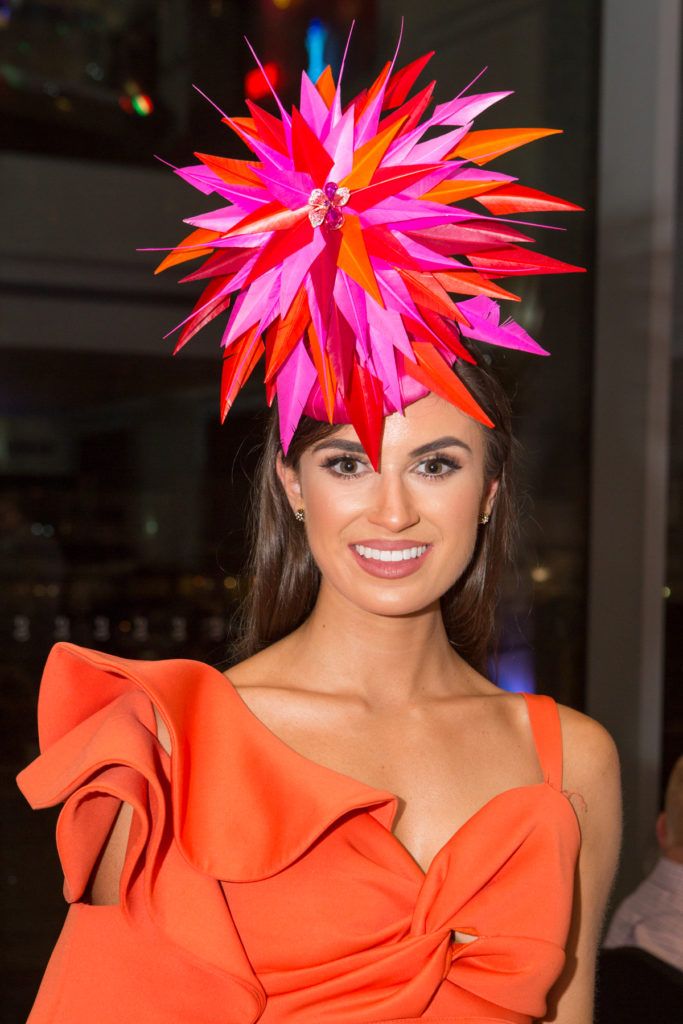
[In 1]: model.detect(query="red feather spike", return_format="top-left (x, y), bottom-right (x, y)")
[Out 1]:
top-left (350, 163), bottom-right (442, 213)
top-left (433, 269), bottom-right (520, 302)
top-left (174, 277), bottom-right (232, 354)
top-left (291, 106), bottom-right (334, 187)
top-left (325, 305), bottom-right (356, 398)
top-left (225, 201), bottom-right (306, 239)
top-left (244, 215), bottom-right (314, 285)
top-left (345, 361), bottom-right (385, 471)
top-left (364, 225), bottom-right (423, 271)
top-left (419, 306), bottom-right (477, 364)
top-left (264, 286), bottom-right (311, 382)
top-left (265, 379), bottom-right (277, 406)
top-left (356, 62), bottom-right (391, 118)
top-left (384, 51), bottom-right (435, 109)
top-left (398, 269), bottom-right (464, 321)
top-left (179, 249), bottom-right (251, 283)
top-left (220, 326), bottom-right (264, 420)
top-left (474, 183), bottom-right (585, 215)
top-left (380, 81), bottom-right (436, 135)
top-left (468, 245), bottom-right (586, 277)
top-left (245, 100), bottom-right (289, 155)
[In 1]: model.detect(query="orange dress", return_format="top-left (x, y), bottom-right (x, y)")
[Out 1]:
top-left (16, 642), bottom-right (581, 1024)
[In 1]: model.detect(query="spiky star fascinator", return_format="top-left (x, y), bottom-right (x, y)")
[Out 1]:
top-left (150, 28), bottom-right (583, 470)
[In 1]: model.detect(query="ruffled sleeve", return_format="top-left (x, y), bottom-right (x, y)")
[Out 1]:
top-left (16, 642), bottom-right (266, 1024)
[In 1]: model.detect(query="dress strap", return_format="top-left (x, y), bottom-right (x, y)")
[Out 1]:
top-left (521, 692), bottom-right (563, 791)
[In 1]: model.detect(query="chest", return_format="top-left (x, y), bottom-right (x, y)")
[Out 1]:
top-left (237, 689), bottom-right (543, 875)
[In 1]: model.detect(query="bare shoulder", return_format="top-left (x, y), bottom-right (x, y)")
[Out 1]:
top-left (556, 703), bottom-right (620, 788)
top-left (556, 703), bottom-right (622, 848)
top-left (224, 635), bottom-right (301, 693)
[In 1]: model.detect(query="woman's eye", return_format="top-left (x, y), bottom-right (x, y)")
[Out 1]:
top-left (321, 456), bottom-right (364, 478)
top-left (417, 456), bottom-right (460, 479)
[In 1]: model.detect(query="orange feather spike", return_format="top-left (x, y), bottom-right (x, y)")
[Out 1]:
top-left (402, 343), bottom-right (494, 427)
top-left (155, 228), bottom-right (221, 274)
top-left (315, 65), bottom-right (335, 106)
top-left (449, 127), bottom-right (562, 165)
top-left (307, 323), bottom-right (337, 423)
top-left (338, 215), bottom-right (384, 307)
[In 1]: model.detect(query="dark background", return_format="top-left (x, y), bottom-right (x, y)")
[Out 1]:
top-left (1, 2), bottom-right (680, 1021)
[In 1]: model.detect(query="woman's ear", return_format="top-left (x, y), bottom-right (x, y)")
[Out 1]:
top-left (275, 450), bottom-right (304, 512)
top-left (484, 477), bottom-right (500, 517)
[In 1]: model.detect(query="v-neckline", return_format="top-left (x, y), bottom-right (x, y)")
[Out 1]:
top-left (202, 662), bottom-right (569, 878)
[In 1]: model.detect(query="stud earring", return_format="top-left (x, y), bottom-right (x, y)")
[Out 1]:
top-left (479, 511), bottom-right (491, 525)
top-left (294, 507), bottom-right (305, 522)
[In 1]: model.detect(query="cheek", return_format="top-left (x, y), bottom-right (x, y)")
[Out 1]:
top-left (300, 475), bottom-right (356, 562)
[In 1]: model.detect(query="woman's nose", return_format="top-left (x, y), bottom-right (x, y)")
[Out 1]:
top-left (366, 473), bottom-right (419, 531)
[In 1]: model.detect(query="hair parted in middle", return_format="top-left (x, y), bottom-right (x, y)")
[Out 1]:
top-left (228, 361), bottom-right (520, 674)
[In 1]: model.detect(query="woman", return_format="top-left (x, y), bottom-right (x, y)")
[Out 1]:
top-left (17, 35), bottom-right (621, 1024)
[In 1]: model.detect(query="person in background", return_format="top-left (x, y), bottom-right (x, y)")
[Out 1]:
top-left (603, 755), bottom-right (683, 972)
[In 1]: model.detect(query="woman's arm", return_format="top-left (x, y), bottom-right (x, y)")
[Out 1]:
top-left (87, 707), bottom-right (171, 905)
top-left (542, 706), bottom-right (622, 1024)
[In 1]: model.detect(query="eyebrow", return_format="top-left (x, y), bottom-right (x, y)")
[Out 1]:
top-left (311, 435), bottom-right (473, 458)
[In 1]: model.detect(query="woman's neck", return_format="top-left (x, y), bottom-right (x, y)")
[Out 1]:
top-left (284, 583), bottom-right (478, 707)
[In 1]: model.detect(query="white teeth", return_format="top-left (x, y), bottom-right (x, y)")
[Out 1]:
top-left (353, 544), bottom-right (428, 562)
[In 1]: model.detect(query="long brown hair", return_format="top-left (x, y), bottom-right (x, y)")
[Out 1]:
top-left (228, 362), bottom-right (519, 673)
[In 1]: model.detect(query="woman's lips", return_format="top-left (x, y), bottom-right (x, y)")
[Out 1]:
top-left (348, 543), bottom-right (433, 579)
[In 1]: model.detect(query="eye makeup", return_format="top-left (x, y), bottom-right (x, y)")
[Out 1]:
top-left (319, 451), bottom-right (462, 481)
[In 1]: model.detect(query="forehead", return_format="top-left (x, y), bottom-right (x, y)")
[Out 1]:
top-left (327, 394), bottom-right (487, 457)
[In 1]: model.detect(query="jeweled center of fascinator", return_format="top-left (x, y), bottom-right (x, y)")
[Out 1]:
top-left (307, 182), bottom-right (351, 229)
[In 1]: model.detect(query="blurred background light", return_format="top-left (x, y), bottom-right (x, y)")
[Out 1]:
top-left (244, 60), bottom-right (282, 101)
top-left (305, 18), bottom-right (328, 82)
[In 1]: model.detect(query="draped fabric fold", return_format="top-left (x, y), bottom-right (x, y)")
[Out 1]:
top-left (16, 642), bottom-right (581, 1023)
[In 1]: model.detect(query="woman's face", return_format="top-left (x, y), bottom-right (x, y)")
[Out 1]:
top-left (276, 393), bottom-right (499, 617)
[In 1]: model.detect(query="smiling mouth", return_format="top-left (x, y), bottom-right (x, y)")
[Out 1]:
top-left (352, 543), bottom-right (430, 562)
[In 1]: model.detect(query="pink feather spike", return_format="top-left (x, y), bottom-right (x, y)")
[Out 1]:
top-left (432, 90), bottom-right (512, 126)
top-left (334, 271), bottom-right (369, 360)
top-left (327, 106), bottom-right (357, 183)
top-left (174, 162), bottom-right (229, 196)
top-left (243, 36), bottom-right (292, 141)
top-left (375, 263), bottom-right (423, 323)
top-left (366, 298), bottom-right (415, 361)
top-left (186, 207), bottom-right (256, 231)
top-left (408, 124), bottom-right (472, 165)
top-left (368, 318), bottom-right (404, 412)
top-left (224, 266), bottom-right (281, 346)
top-left (354, 21), bottom-right (404, 146)
top-left (457, 295), bottom-right (550, 354)
top-left (276, 339), bottom-right (318, 454)
top-left (251, 167), bottom-right (314, 209)
top-left (279, 227), bottom-right (327, 318)
top-left (299, 71), bottom-right (331, 135)
top-left (221, 115), bottom-right (292, 171)
top-left (325, 20), bottom-right (355, 132)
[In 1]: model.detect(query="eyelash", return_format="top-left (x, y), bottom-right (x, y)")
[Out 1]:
top-left (320, 452), bottom-right (462, 481)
